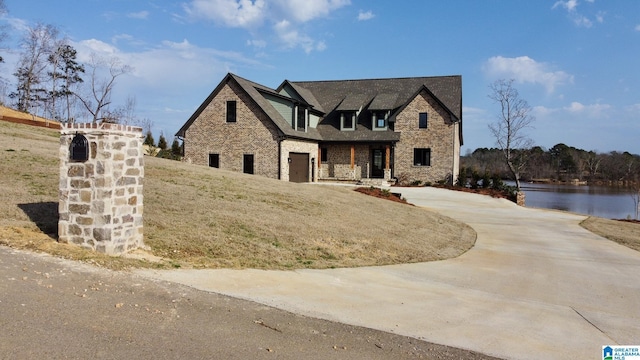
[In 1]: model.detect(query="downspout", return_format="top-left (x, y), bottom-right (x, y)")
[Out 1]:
top-left (277, 135), bottom-right (284, 180)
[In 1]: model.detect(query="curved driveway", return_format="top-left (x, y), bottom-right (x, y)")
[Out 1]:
top-left (137, 187), bottom-right (640, 360)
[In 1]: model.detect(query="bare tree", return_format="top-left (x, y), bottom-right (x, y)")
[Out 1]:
top-left (118, 95), bottom-right (138, 125)
top-left (488, 79), bottom-right (535, 190)
top-left (0, 0), bottom-right (8, 64)
top-left (9, 23), bottom-right (59, 113)
top-left (76, 53), bottom-right (132, 123)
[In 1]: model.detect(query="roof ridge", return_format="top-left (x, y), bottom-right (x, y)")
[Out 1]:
top-left (290, 75), bottom-right (462, 84)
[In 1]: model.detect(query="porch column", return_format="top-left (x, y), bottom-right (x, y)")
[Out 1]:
top-left (350, 145), bottom-right (355, 169)
top-left (385, 145), bottom-right (390, 170)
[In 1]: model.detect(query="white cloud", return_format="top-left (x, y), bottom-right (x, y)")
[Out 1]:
top-left (247, 39), bottom-right (267, 48)
top-left (565, 101), bottom-right (584, 112)
top-left (183, 0), bottom-right (349, 53)
top-left (483, 56), bottom-right (574, 93)
top-left (564, 102), bottom-right (610, 117)
top-left (357, 10), bottom-right (375, 21)
top-left (532, 102), bottom-right (610, 119)
top-left (274, 19), bottom-right (323, 54)
top-left (75, 39), bottom-right (120, 58)
top-left (552, 0), bottom-right (599, 28)
top-left (635, 24), bottom-right (640, 31)
top-left (532, 105), bottom-right (558, 117)
top-left (626, 103), bottom-right (640, 112)
top-left (127, 11), bottom-right (149, 20)
top-left (275, 0), bottom-right (350, 23)
top-left (553, 0), bottom-right (578, 12)
top-left (184, 0), bottom-right (267, 28)
top-left (5, 16), bottom-right (29, 33)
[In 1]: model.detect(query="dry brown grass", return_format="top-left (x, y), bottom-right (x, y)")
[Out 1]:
top-left (580, 217), bottom-right (640, 252)
top-left (0, 120), bottom-right (476, 270)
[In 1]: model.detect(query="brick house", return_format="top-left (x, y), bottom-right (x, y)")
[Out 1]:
top-left (176, 73), bottom-right (462, 184)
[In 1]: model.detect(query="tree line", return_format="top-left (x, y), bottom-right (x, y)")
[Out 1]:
top-left (462, 144), bottom-right (640, 186)
top-left (0, 1), bottom-right (146, 128)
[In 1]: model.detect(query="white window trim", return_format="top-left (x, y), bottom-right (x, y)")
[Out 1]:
top-left (340, 112), bottom-right (356, 131)
top-left (372, 111), bottom-right (389, 131)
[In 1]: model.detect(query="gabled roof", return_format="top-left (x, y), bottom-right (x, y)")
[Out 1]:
top-left (178, 74), bottom-right (462, 145)
top-left (176, 73), bottom-right (322, 141)
top-left (290, 76), bottom-right (462, 121)
top-left (278, 81), bottom-right (325, 114)
top-left (289, 76), bottom-right (463, 144)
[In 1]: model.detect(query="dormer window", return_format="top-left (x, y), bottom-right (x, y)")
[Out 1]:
top-left (372, 111), bottom-right (388, 131)
top-left (340, 111), bottom-right (356, 131)
top-left (296, 105), bottom-right (307, 132)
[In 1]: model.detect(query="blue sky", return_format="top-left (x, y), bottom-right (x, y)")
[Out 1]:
top-left (1, 0), bottom-right (639, 154)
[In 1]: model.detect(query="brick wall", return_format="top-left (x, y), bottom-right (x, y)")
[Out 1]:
top-left (59, 122), bottom-right (144, 254)
top-left (393, 90), bottom-right (458, 184)
top-left (184, 81), bottom-right (280, 179)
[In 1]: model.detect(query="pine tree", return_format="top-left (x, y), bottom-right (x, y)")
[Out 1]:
top-left (157, 133), bottom-right (167, 150)
top-left (48, 43), bottom-right (84, 121)
top-left (171, 138), bottom-right (182, 157)
top-left (144, 131), bottom-right (155, 147)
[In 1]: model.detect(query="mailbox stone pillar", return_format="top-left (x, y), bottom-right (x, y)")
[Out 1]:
top-left (59, 122), bottom-right (144, 254)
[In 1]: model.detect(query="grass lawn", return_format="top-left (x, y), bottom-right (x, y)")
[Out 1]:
top-left (0, 120), bottom-right (477, 270)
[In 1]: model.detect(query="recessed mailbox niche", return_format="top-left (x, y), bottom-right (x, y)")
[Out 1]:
top-left (70, 133), bottom-right (89, 162)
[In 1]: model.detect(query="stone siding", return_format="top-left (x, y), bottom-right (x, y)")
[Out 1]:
top-left (393, 90), bottom-right (458, 184)
top-left (59, 122), bottom-right (144, 254)
top-left (280, 139), bottom-right (318, 182)
top-left (321, 144), bottom-right (373, 180)
top-left (184, 81), bottom-right (280, 178)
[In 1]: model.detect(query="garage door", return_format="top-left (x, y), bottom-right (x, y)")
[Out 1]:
top-left (289, 153), bottom-right (309, 183)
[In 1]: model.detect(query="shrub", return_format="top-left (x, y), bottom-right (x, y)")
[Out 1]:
top-left (395, 173), bottom-right (410, 186)
top-left (470, 171), bottom-right (481, 189)
top-left (157, 149), bottom-right (181, 161)
top-left (481, 172), bottom-right (491, 188)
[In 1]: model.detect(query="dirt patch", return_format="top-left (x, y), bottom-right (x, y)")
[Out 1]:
top-left (354, 187), bottom-right (411, 205)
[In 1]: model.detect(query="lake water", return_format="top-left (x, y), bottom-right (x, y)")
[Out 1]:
top-left (517, 182), bottom-right (638, 220)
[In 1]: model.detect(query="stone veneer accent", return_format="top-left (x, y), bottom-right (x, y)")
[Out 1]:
top-left (59, 122), bottom-right (144, 254)
top-left (280, 139), bottom-right (318, 182)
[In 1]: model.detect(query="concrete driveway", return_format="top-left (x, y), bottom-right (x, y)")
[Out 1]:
top-left (137, 187), bottom-right (640, 360)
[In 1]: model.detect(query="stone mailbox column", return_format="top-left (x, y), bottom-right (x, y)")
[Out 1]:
top-left (59, 122), bottom-right (144, 254)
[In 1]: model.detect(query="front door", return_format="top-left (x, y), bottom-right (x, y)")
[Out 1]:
top-left (371, 149), bottom-right (385, 178)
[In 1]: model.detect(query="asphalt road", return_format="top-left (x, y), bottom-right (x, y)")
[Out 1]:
top-left (0, 246), bottom-right (498, 360)
top-left (137, 187), bottom-right (640, 360)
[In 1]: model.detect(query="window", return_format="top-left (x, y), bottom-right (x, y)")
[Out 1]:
top-left (226, 101), bottom-right (237, 123)
top-left (340, 112), bottom-right (355, 130)
top-left (413, 148), bottom-right (431, 166)
top-left (243, 154), bottom-right (254, 174)
top-left (373, 111), bottom-right (387, 129)
top-left (419, 112), bottom-right (428, 129)
top-left (296, 106), bottom-right (306, 131)
top-left (209, 153), bottom-right (219, 168)
top-left (320, 148), bottom-right (328, 163)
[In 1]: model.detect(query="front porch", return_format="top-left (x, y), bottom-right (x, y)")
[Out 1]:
top-left (317, 143), bottom-right (394, 182)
